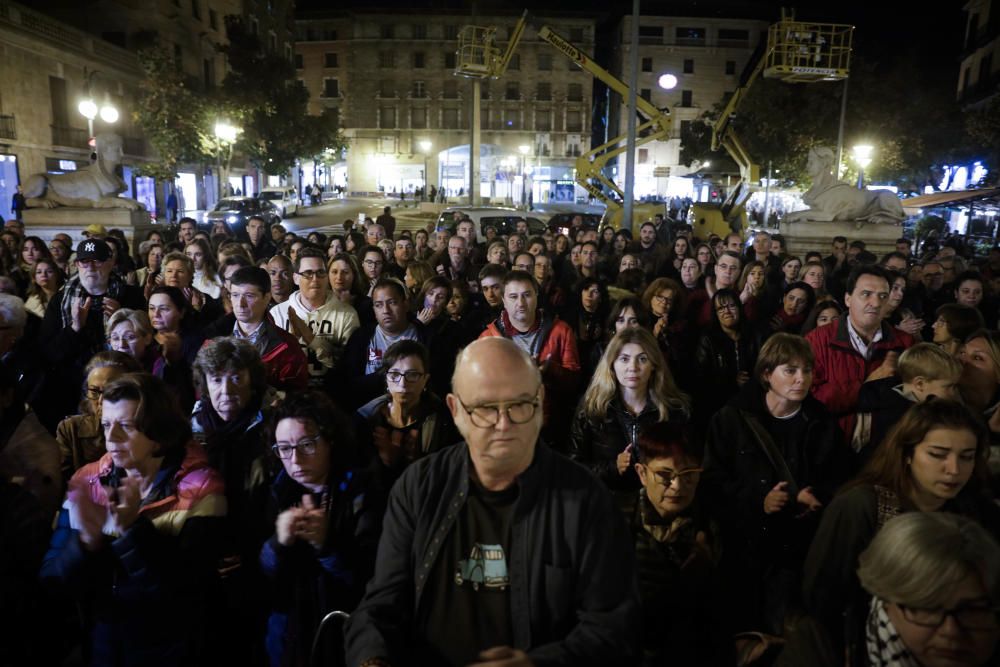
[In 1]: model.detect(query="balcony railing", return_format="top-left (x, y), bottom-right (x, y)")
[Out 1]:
top-left (51, 125), bottom-right (87, 148)
top-left (0, 114), bottom-right (15, 140)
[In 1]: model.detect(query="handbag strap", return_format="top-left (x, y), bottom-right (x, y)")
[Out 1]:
top-left (739, 410), bottom-right (800, 499)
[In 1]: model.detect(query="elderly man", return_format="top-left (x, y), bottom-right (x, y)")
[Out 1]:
top-left (436, 235), bottom-right (473, 284)
top-left (40, 239), bottom-right (144, 424)
top-left (344, 338), bottom-right (640, 667)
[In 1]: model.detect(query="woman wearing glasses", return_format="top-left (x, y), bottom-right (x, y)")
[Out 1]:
top-left (801, 399), bottom-right (1000, 664)
top-left (571, 327), bottom-right (689, 499)
top-left (263, 390), bottom-right (384, 666)
top-left (355, 340), bottom-right (458, 487)
top-left (703, 333), bottom-right (846, 636)
top-left (628, 422), bottom-right (734, 666)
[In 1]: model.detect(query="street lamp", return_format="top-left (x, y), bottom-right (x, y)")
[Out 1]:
top-left (658, 73), bottom-right (678, 90)
top-left (78, 68), bottom-right (119, 154)
top-left (418, 139), bottom-right (432, 201)
top-left (853, 144), bottom-right (873, 189)
top-left (518, 144), bottom-right (530, 207)
top-left (214, 120), bottom-right (242, 200)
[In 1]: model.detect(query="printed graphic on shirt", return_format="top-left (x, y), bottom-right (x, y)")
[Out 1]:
top-left (454, 543), bottom-right (509, 591)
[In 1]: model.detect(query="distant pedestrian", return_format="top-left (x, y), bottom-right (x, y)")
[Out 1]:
top-left (166, 189), bottom-right (178, 223)
top-left (11, 185), bottom-right (25, 222)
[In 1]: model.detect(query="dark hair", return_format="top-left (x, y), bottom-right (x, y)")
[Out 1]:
top-left (605, 296), bottom-right (651, 338)
top-left (503, 269), bottom-right (540, 294)
top-left (880, 251), bottom-right (908, 266)
top-left (616, 267), bottom-right (646, 294)
top-left (148, 285), bottom-right (189, 315)
top-left (360, 245), bottom-right (385, 261)
top-left (417, 275), bottom-right (453, 308)
top-left (193, 336), bottom-right (268, 401)
top-left (849, 240), bottom-right (867, 250)
top-left (954, 270), bottom-right (984, 290)
top-left (636, 421), bottom-right (700, 465)
top-left (327, 252), bottom-right (367, 297)
top-left (294, 247), bottom-right (326, 273)
top-left (220, 254), bottom-right (253, 282)
top-left (783, 280), bottom-right (816, 315)
top-left (832, 235), bottom-right (847, 245)
top-left (380, 340), bottom-right (430, 375)
top-left (372, 277), bottom-right (408, 301)
top-left (269, 390), bottom-right (357, 470)
top-left (935, 303), bottom-right (985, 341)
top-left (802, 299), bottom-right (843, 335)
top-left (229, 266), bottom-right (270, 294)
top-left (478, 263), bottom-right (507, 283)
top-left (102, 373), bottom-right (191, 456)
top-left (846, 264), bottom-right (890, 295)
top-left (178, 217), bottom-right (197, 227)
top-left (711, 288), bottom-right (743, 328)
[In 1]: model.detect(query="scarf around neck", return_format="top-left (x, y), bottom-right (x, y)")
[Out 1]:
top-left (865, 598), bottom-right (920, 667)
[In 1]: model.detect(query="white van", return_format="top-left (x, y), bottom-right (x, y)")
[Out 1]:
top-left (258, 187), bottom-right (300, 218)
top-left (435, 207), bottom-right (548, 243)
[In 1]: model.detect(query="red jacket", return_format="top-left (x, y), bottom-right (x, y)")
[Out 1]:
top-left (806, 317), bottom-right (914, 437)
top-left (480, 311), bottom-right (581, 422)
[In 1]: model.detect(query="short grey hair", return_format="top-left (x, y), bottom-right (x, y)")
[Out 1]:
top-left (0, 293), bottom-right (26, 329)
top-left (858, 512), bottom-right (1000, 608)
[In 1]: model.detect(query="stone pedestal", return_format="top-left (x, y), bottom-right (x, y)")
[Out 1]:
top-left (779, 219), bottom-right (902, 257)
top-left (22, 208), bottom-right (157, 255)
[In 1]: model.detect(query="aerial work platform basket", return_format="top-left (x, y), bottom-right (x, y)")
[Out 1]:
top-left (763, 12), bottom-right (853, 82)
top-left (456, 25), bottom-right (501, 78)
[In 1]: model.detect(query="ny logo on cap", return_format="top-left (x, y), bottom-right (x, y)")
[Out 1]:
top-left (85, 242), bottom-right (96, 252)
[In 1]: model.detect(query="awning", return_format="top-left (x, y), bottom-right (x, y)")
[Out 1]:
top-left (901, 187), bottom-right (1000, 210)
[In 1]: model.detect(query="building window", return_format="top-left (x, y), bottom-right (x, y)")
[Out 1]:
top-left (203, 58), bottom-right (214, 87)
top-left (725, 60), bottom-right (736, 75)
top-left (683, 59), bottom-right (694, 74)
top-left (681, 90), bottom-right (692, 107)
top-left (638, 26), bottom-right (663, 44)
top-left (381, 25), bottom-right (395, 39)
top-left (538, 53), bottom-right (552, 71)
top-left (503, 108), bottom-right (520, 130)
top-left (250, 17), bottom-right (259, 36)
top-left (569, 27), bottom-right (585, 42)
top-left (379, 80), bottom-right (394, 98)
top-left (641, 57), bottom-right (652, 72)
top-left (413, 24), bottom-right (427, 40)
top-left (323, 78), bottom-right (340, 98)
top-left (443, 80), bottom-right (458, 99)
top-left (208, 9), bottom-right (218, 30)
top-left (444, 52), bottom-right (456, 69)
top-left (379, 52), bottom-right (395, 68)
top-left (536, 109), bottom-right (551, 131)
top-left (676, 27), bottom-right (705, 46)
top-left (324, 28), bottom-right (338, 40)
top-left (638, 148), bottom-right (649, 164)
top-left (509, 54), bottom-right (520, 71)
top-left (328, 107), bottom-right (340, 127)
top-left (380, 106), bottom-right (396, 128)
top-left (269, 32), bottom-right (277, 53)
top-left (412, 81), bottom-right (426, 98)
top-left (443, 108), bottom-right (459, 129)
top-left (325, 52), bottom-right (338, 68)
top-left (191, 0), bottom-right (201, 20)
top-left (505, 82), bottom-right (520, 100)
top-left (536, 82), bottom-right (551, 101)
top-left (295, 53), bottom-right (304, 69)
top-left (567, 83), bottom-right (583, 102)
top-left (640, 88), bottom-right (651, 102)
top-left (412, 107), bottom-right (427, 128)
top-left (718, 28), bottom-right (750, 46)
top-left (413, 52), bottom-right (425, 68)
top-left (566, 110), bottom-right (582, 132)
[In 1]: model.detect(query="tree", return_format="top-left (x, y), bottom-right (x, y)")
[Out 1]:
top-left (218, 17), bottom-right (345, 174)
top-left (132, 48), bottom-right (215, 181)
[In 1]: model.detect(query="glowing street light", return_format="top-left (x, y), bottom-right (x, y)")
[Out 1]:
top-left (658, 73), bottom-right (678, 90)
top-left (78, 69), bottom-right (119, 154)
top-left (214, 120), bottom-right (242, 200)
top-left (853, 143), bottom-right (874, 188)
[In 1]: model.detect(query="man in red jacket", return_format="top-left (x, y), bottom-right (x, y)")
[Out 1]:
top-left (480, 270), bottom-right (580, 447)
top-left (806, 265), bottom-right (915, 440)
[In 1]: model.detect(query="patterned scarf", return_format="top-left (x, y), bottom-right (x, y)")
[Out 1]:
top-left (865, 598), bottom-right (920, 667)
top-left (59, 272), bottom-right (127, 329)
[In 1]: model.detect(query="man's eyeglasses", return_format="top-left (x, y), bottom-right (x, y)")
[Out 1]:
top-left (363, 260), bottom-right (384, 268)
top-left (296, 270), bottom-right (328, 280)
top-left (272, 435), bottom-right (323, 459)
top-left (648, 468), bottom-right (703, 487)
top-left (898, 602), bottom-right (999, 631)
top-left (386, 370), bottom-right (427, 384)
top-left (453, 391), bottom-right (541, 428)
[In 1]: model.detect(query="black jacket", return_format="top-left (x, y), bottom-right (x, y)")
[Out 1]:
top-left (343, 443), bottom-right (642, 667)
top-left (332, 318), bottom-right (429, 410)
top-left (693, 325), bottom-right (765, 425)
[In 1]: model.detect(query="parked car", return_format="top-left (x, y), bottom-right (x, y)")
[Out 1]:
top-left (258, 187), bottom-right (300, 217)
top-left (435, 207), bottom-right (547, 243)
top-left (202, 197), bottom-right (281, 237)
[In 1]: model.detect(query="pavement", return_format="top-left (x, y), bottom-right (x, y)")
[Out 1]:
top-left (278, 196), bottom-right (440, 237)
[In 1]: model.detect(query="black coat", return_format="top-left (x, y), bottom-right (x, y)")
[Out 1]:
top-left (693, 325), bottom-right (765, 426)
top-left (332, 319), bottom-right (429, 410)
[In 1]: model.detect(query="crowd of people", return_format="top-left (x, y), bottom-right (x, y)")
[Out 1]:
top-left (1, 209), bottom-right (1000, 667)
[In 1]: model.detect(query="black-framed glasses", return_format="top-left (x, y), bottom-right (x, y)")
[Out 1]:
top-left (272, 435), bottom-right (322, 459)
top-left (649, 468), bottom-right (703, 487)
top-left (386, 370), bottom-right (426, 384)
top-left (453, 391), bottom-right (541, 428)
top-left (898, 602), bottom-right (999, 631)
top-left (296, 270), bottom-right (328, 280)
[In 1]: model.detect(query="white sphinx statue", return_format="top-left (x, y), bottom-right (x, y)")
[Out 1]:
top-left (783, 146), bottom-right (903, 225)
top-left (23, 133), bottom-right (145, 210)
